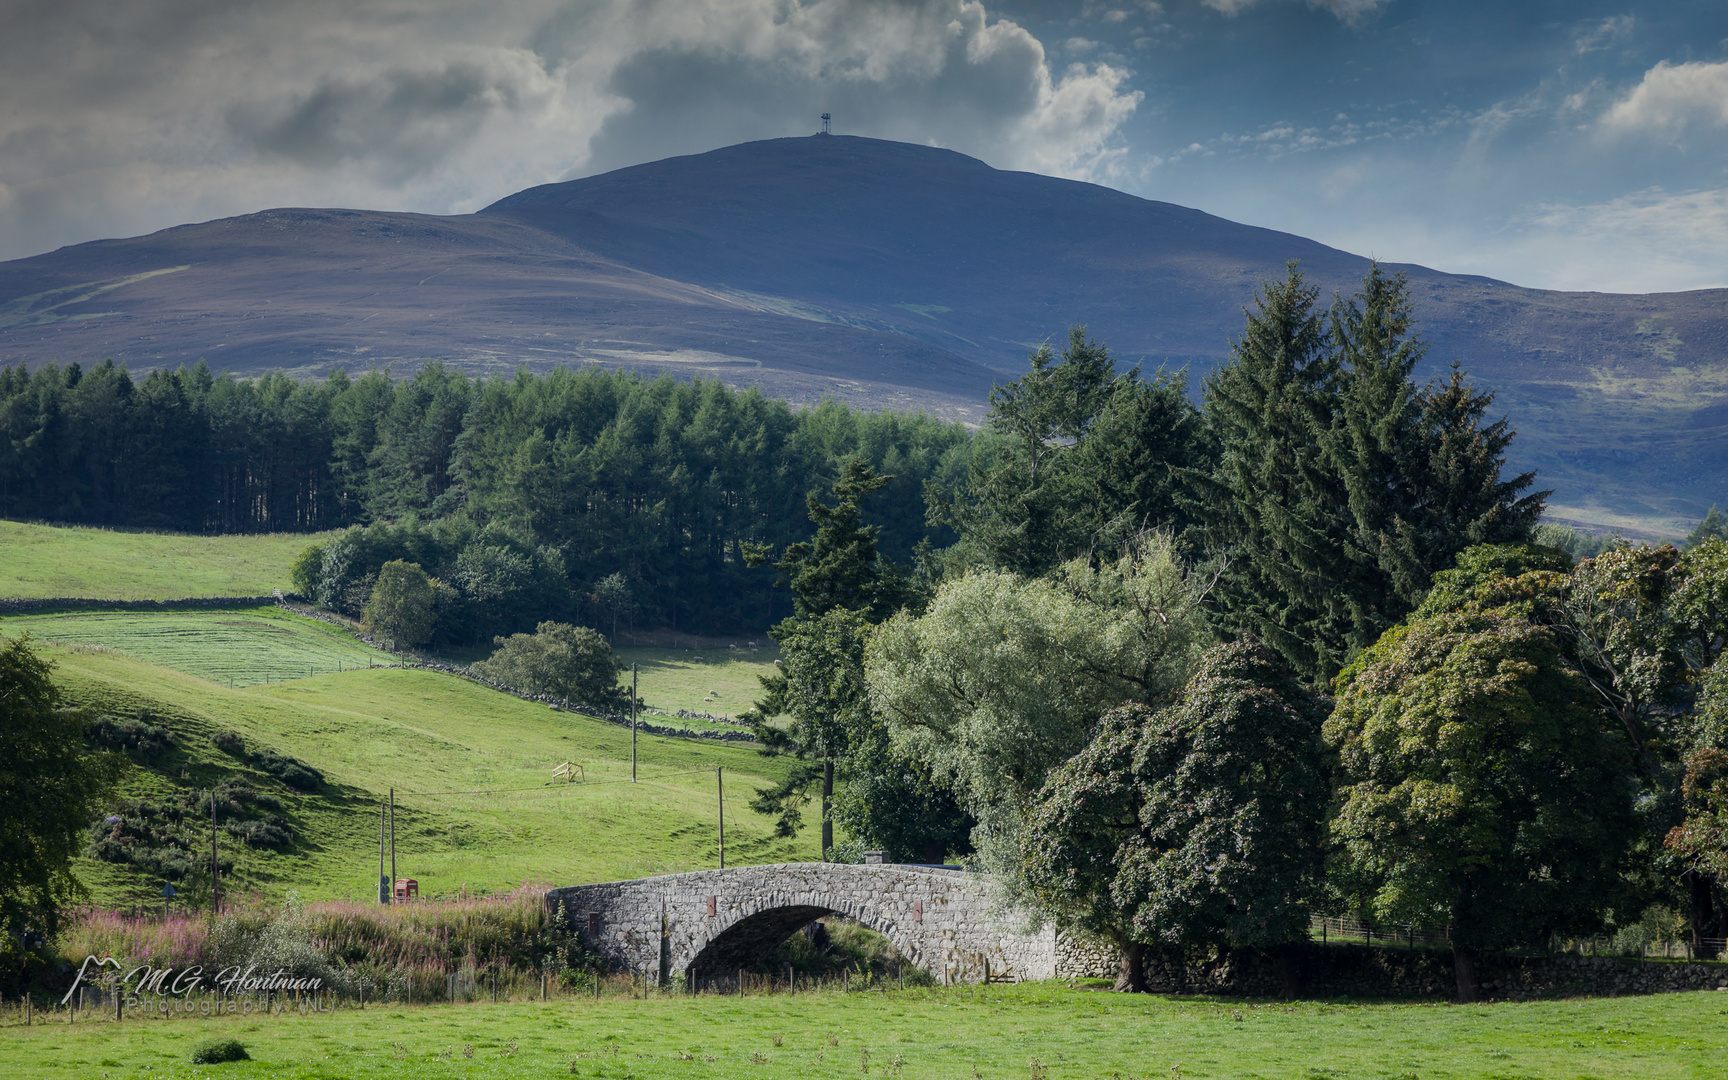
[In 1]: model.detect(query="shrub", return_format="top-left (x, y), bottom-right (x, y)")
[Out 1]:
top-left (253, 749), bottom-right (323, 791)
top-left (189, 1039), bottom-right (249, 1064)
top-left (86, 713), bottom-right (173, 763)
top-left (225, 814), bottom-right (294, 850)
top-left (211, 730), bottom-right (246, 757)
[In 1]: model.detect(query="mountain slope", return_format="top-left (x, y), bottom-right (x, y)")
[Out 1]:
top-left (1, 135), bottom-right (1724, 532)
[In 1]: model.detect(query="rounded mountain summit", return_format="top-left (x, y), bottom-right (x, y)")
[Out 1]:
top-left (1, 134), bottom-right (1723, 526)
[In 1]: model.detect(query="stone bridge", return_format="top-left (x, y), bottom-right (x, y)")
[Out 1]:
top-left (548, 862), bottom-right (1100, 987)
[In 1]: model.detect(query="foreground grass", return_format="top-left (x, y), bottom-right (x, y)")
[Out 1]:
top-left (2, 982), bottom-right (1723, 1079)
top-left (0, 608), bottom-right (393, 686)
top-left (0, 520), bottom-right (321, 600)
top-left (16, 644), bottom-right (813, 907)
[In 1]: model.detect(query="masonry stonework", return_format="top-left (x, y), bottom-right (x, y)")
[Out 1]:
top-left (547, 863), bottom-right (1060, 986)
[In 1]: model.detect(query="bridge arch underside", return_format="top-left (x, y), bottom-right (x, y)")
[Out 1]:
top-left (682, 902), bottom-right (920, 982)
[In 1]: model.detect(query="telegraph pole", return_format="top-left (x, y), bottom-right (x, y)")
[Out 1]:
top-left (210, 792), bottom-right (219, 918)
top-left (631, 663), bottom-right (638, 783)
top-left (388, 788), bottom-right (397, 903)
top-left (378, 802), bottom-right (388, 904)
top-left (717, 767), bottom-right (725, 869)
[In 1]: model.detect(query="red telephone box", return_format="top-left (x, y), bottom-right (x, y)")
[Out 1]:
top-left (393, 878), bottom-right (418, 902)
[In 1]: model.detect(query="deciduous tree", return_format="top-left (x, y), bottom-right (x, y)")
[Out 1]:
top-left (472, 621), bottom-right (630, 713)
top-left (361, 559), bottom-right (437, 647)
top-left (1325, 610), bottom-right (1640, 1001)
top-left (0, 637), bottom-right (125, 947)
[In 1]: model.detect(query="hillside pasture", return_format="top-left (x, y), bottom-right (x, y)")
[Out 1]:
top-left (10, 642), bottom-right (814, 907)
top-left (0, 520), bottom-right (320, 600)
top-left (615, 643), bottom-right (780, 719)
top-left (0, 607), bottom-right (393, 687)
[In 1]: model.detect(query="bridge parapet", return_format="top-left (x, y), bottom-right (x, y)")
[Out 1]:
top-left (547, 863), bottom-right (1066, 986)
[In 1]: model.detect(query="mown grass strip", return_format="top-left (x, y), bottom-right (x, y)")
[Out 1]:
top-left (0, 520), bottom-right (321, 600)
top-left (0, 608), bottom-right (394, 686)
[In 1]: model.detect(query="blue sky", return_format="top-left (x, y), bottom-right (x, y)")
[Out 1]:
top-left (2, 1), bottom-right (1725, 293)
top-left (993, 0), bottom-right (1728, 291)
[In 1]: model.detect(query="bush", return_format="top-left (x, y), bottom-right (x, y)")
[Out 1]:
top-left (224, 814), bottom-right (294, 850)
top-left (211, 729), bottom-right (245, 757)
top-left (253, 749), bottom-right (324, 791)
top-left (189, 1039), bottom-right (249, 1064)
top-left (86, 713), bottom-right (173, 763)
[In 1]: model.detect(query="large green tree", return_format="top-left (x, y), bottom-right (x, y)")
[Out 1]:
top-left (472, 621), bottom-right (630, 713)
top-left (933, 329), bottom-right (1209, 576)
top-left (1325, 609), bottom-right (1641, 1001)
top-left (0, 637), bottom-right (125, 948)
top-left (868, 533), bottom-right (1213, 881)
top-left (360, 559), bottom-right (437, 647)
top-left (1022, 641), bottom-right (1325, 993)
top-left (743, 459), bottom-right (934, 857)
top-left (1200, 264), bottom-right (1545, 683)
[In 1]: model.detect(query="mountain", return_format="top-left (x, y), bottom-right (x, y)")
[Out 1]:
top-left (1, 135), bottom-right (1724, 535)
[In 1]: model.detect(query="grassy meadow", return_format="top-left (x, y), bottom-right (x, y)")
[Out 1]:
top-left (2, 982), bottom-right (1724, 1079)
top-left (0, 608), bottom-right (394, 686)
top-left (615, 644), bottom-right (780, 720)
top-left (0, 521), bottom-right (319, 600)
top-left (7, 640), bottom-right (814, 908)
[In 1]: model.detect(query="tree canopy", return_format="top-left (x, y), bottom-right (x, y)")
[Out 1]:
top-left (0, 637), bottom-right (125, 946)
top-left (471, 621), bottom-right (629, 713)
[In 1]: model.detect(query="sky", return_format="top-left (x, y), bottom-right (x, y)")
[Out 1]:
top-left (2, 0), bottom-right (1725, 294)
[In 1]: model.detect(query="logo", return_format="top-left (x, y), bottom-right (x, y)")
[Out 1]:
top-left (62, 955), bottom-right (327, 1015)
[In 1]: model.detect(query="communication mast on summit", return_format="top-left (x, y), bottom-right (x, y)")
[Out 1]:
top-left (820, 113), bottom-right (832, 135)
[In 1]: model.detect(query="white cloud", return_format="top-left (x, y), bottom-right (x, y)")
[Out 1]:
top-left (1202, 0), bottom-right (1391, 23)
top-left (1520, 188), bottom-right (1728, 292)
top-left (1574, 15), bottom-right (1634, 55)
top-left (0, 0), bottom-right (1142, 260)
top-left (1323, 188), bottom-right (1728, 294)
top-left (1601, 59), bottom-right (1728, 138)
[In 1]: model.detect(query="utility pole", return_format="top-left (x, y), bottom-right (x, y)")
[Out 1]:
top-left (210, 793), bottom-right (219, 919)
top-left (717, 767), bottom-right (725, 869)
top-left (389, 788), bottom-right (396, 903)
top-left (631, 663), bottom-right (638, 783)
top-left (378, 802), bottom-right (388, 904)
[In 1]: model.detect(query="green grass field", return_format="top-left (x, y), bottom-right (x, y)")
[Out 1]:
top-left (615, 644), bottom-right (780, 719)
top-left (2, 982), bottom-right (1723, 1079)
top-left (0, 608), bottom-right (394, 686)
top-left (0, 520), bottom-right (321, 600)
top-left (11, 640), bottom-right (814, 908)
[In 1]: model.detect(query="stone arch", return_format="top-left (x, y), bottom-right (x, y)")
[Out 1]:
top-left (679, 893), bottom-right (925, 981)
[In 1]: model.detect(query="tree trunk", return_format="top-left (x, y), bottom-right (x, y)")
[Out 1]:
top-left (821, 758), bottom-right (834, 859)
top-left (1453, 949), bottom-right (1479, 1003)
top-left (921, 839), bottom-right (946, 865)
top-left (1272, 944), bottom-right (1301, 1000)
top-left (1114, 939), bottom-right (1147, 993)
top-left (1690, 871), bottom-right (1719, 959)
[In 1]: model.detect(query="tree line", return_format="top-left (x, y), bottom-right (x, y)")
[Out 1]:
top-left (0, 362), bottom-right (979, 637)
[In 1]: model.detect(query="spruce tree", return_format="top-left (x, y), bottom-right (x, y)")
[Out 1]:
top-left (1203, 264), bottom-right (1546, 682)
top-left (1198, 264), bottom-right (1353, 680)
